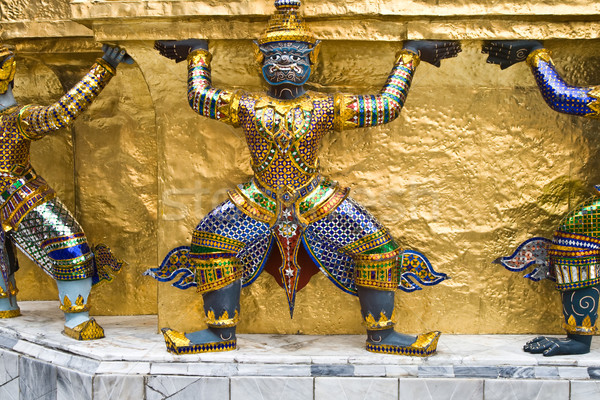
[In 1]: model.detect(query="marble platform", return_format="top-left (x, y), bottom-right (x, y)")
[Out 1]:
top-left (1, 302), bottom-right (600, 399)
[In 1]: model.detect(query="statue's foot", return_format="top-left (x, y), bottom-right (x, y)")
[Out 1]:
top-left (523, 336), bottom-right (590, 356)
top-left (367, 330), bottom-right (416, 347)
top-left (0, 308), bottom-right (20, 318)
top-left (63, 317), bottom-right (105, 341)
top-left (366, 330), bottom-right (441, 357)
top-left (0, 298), bottom-right (20, 318)
top-left (161, 327), bottom-right (236, 355)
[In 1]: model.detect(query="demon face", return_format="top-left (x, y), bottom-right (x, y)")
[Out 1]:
top-left (258, 41), bottom-right (314, 87)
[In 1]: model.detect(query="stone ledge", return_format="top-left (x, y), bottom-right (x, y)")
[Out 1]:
top-left (1, 301), bottom-right (600, 399)
top-left (70, 1), bottom-right (600, 19)
top-left (68, 0), bottom-right (600, 41)
top-left (0, 21), bottom-right (92, 40)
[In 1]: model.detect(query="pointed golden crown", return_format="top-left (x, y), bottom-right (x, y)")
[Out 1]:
top-left (258, 0), bottom-right (317, 46)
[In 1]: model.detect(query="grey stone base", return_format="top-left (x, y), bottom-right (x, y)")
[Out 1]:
top-left (1, 301), bottom-right (600, 399)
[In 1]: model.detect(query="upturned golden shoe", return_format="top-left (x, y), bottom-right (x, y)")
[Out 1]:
top-left (366, 331), bottom-right (441, 357)
top-left (63, 317), bottom-right (105, 340)
top-left (161, 328), bottom-right (236, 355)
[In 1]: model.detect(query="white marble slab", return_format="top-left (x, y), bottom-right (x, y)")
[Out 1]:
top-left (19, 356), bottom-right (57, 400)
top-left (534, 366), bottom-right (560, 379)
top-left (0, 348), bottom-right (18, 386)
top-left (0, 376), bottom-right (19, 400)
top-left (385, 365), bottom-right (419, 377)
top-left (95, 361), bottom-right (151, 375)
top-left (399, 378), bottom-right (483, 400)
top-left (571, 381), bottom-right (600, 400)
top-left (57, 367), bottom-right (92, 400)
top-left (150, 361), bottom-right (238, 376)
top-left (92, 374), bottom-right (144, 400)
top-left (484, 379), bottom-right (569, 400)
top-left (315, 377), bottom-right (399, 400)
top-left (558, 366), bottom-right (589, 380)
top-left (147, 376), bottom-right (229, 400)
top-left (231, 376), bottom-right (313, 400)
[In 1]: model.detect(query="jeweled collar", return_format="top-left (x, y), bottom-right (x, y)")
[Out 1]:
top-left (254, 91), bottom-right (314, 114)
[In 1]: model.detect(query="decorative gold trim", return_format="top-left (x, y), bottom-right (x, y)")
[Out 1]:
top-left (587, 87), bottom-right (600, 119)
top-left (354, 249), bottom-right (401, 262)
top-left (206, 309), bottom-right (239, 328)
top-left (340, 230), bottom-right (392, 256)
top-left (563, 314), bottom-right (597, 336)
top-left (193, 257), bottom-right (243, 293)
top-left (363, 310), bottom-right (396, 330)
top-left (0, 54), bottom-right (16, 94)
top-left (252, 41), bottom-right (264, 65)
top-left (60, 295), bottom-right (90, 313)
top-left (8, 280), bottom-right (17, 296)
top-left (301, 186), bottom-right (349, 225)
top-left (63, 318), bottom-right (105, 340)
top-left (0, 105), bottom-right (19, 116)
top-left (224, 90), bottom-right (242, 127)
top-left (94, 58), bottom-right (116, 76)
top-left (0, 308), bottom-right (20, 318)
top-left (258, 2), bottom-right (317, 46)
top-left (526, 48), bottom-right (552, 68)
top-left (395, 49), bottom-right (421, 68)
top-left (333, 93), bottom-right (358, 132)
top-left (3, 183), bottom-right (56, 231)
top-left (228, 189), bottom-right (275, 225)
top-left (355, 253), bottom-right (400, 290)
top-left (253, 91), bottom-right (314, 115)
top-left (188, 49), bottom-right (212, 65)
top-left (16, 105), bottom-right (40, 140)
top-left (2, 190), bottom-right (57, 233)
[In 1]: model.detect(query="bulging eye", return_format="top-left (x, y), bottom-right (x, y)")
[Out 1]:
top-left (268, 54), bottom-right (280, 61)
top-left (291, 55), bottom-right (301, 62)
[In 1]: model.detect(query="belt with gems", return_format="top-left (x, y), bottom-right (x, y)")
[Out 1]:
top-left (253, 174), bottom-right (321, 201)
top-left (0, 170), bottom-right (36, 204)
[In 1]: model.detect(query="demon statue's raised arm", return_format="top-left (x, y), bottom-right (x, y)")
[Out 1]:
top-left (147, 0), bottom-right (460, 356)
top-left (0, 44), bottom-right (131, 340)
top-left (485, 40), bottom-right (600, 356)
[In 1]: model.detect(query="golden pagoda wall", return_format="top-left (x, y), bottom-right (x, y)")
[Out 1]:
top-left (1, 0), bottom-right (600, 334)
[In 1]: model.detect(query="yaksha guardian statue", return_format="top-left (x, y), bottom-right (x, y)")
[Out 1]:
top-left (487, 41), bottom-right (600, 356)
top-left (0, 44), bottom-right (131, 339)
top-left (148, 0), bottom-right (459, 356)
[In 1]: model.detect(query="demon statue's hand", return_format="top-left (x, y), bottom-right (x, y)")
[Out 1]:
top-left (101, 44), bottom-right (134, 69)
top-left (154, 40), bottom-right (209, 63)
top-left (482, 40), bottom-right (544, 70)
top-left (402, 41), bottom-right (462, 68)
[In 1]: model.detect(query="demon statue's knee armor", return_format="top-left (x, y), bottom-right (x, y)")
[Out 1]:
top-left (0, 44), bottom-right (130, 339)
top-left (486, 41), bottom-right (600, 356)
top-left (147, 0), bottom-right (460, 356)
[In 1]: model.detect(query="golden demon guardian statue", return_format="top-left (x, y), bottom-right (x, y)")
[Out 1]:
top-left (0, 44), bottom-right (131, 340)
top-left (147, 0), bottom-right (460, 355)
top-left (487, 40), bottom-right (600, 356)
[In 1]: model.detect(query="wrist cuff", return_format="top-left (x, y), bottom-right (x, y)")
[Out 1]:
top-left (395, 49), bottom-right (420, 68)
top-left (95, 58), bottom-right (117, 76)
top-left (188, 49), bottom-right (212, 65)
top-left (526, 48), bottom-right (552, 68)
